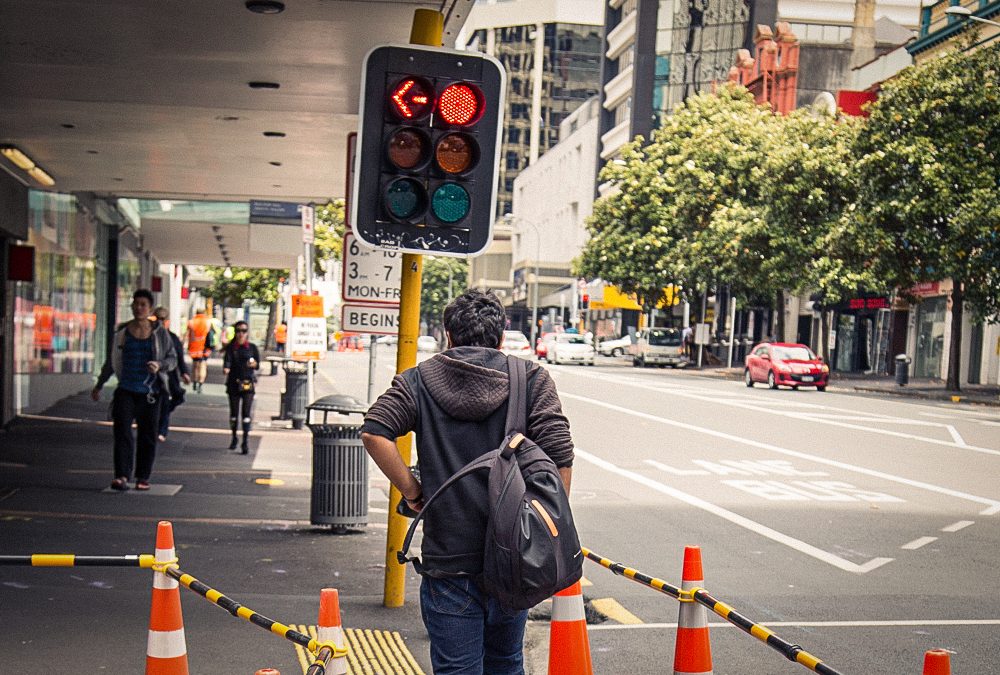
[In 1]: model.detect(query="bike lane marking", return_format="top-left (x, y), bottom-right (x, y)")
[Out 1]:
top-left (574, 447), bottom-right (894, 574)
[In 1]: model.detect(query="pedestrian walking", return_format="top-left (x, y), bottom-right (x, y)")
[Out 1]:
top-left (186, 308), bottom-right (214, 392)
top-left (223, 320), bottom-right (260, 454)
top-left (274, 320), bottom-right (288, 353)
top-left (91, 289), bottom-right (177, 491)
top-left (362, 289), bottom-right (575, 674)
top-left (153, 307), bottom-right (191, 442)
top-left (682, 323), bottom-right (694, 359)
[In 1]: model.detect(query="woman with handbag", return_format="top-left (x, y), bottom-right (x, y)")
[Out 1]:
top-left (223, 321), bottom-right (260, 453)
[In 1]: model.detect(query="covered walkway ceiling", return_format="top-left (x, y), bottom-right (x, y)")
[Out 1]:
top-left (0, 0), bottom-right (473, 267)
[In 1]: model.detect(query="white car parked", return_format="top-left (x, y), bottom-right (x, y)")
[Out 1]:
top-left (598, 335), bottom-right (632, 357)
top-left (417, 335), bottom-right (439, 352)
top-left (547, 334), bottom-right (596, 366)
top-left (500, 330), bottom-right (534, 359)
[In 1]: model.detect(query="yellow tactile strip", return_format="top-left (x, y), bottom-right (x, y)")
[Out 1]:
top-left (292, 624), bottom-right (426, 675)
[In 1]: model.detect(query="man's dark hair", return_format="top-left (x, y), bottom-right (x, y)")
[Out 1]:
top-left (443, 289), bottom-right (506, 349)
top-left (133, 288), bottom-right (154, 304)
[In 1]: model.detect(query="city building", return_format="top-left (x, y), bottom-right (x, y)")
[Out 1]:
top-left (458, 0), bottom-right (604, 217)
top-left (507, 97), bottom-right (600, 338)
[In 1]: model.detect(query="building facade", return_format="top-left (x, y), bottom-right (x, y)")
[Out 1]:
top-left (459, 0), bottom-right (604, 217)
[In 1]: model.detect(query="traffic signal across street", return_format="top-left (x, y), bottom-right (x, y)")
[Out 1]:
top-left (351, 44), bottom-right (506, 257)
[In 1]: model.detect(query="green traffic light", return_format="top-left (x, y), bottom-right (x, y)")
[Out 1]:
top-left (385, 178), bottom-right (426, 221)
top-left (431, 183), bottom-right (470, 224)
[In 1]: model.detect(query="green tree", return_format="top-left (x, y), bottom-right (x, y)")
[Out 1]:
top-left (420, 256), bottom-right (468, 336)
top-left (314, 200), bottom-right (346, 276)
top-left (580, 86), bottom-right (779, 313)
top-left (853, 44), bottom-right (1000, 390)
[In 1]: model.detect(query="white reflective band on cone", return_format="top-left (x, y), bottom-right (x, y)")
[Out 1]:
top-left (551, 596), bottom-right (587, 623)
top-left (146, 628), bottom-right (188, 658)
top-left (318, 625), bottom-right (344, 644)
top-left (153, 547), bottom-right (179, 589)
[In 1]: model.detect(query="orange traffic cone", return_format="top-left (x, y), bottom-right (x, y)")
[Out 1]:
top-left (146, 521), bottom-right (189, 674)
top-left (255, 670), bottom-right (280, 674)
top-left (548, 581), bottom-right (593, 675)
top-left (673, 546), bottom-right (712, 675)
top-left (923, 649), bottom-right (952, 674)
top-left (317, 588), bottom-right (347, 675)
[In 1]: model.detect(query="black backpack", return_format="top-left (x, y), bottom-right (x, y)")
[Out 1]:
top-left (398, 356), bottom-right (583, 610)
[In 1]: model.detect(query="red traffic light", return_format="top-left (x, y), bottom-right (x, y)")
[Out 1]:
top-left (437, 82), bottom-right (484, 126)
top-left (389, 77), bottom-right (434, 120)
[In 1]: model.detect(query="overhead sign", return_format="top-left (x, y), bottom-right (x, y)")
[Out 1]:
top-left (341, 303), bottom-right (400, 335)
top-left (301, 204), bottom-right (315, 244)
top-left (342, 233), bottom-right (401, 304)
top-left (289, 294), bottom-right (326, 361)
top-left (249, 199), bottom-right (303, 226)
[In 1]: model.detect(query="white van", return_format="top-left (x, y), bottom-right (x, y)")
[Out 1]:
top-left (629, 328), bottom-right (687, 368)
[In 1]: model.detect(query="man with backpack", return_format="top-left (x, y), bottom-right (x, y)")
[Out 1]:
top-left (361, 289), bottom-right (577, 674)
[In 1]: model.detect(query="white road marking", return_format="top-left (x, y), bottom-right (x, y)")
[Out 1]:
top-left (946, 425), bottom-right (968, 446)
top-left (576, 448), bottom-right (894, 574)
top-left (565, 370), bottom-right (1000, 457)
top-left (942, 520), bottom-right (975, 532)
top-left (586, 619), bottom-right (1000, 631)
top-left (561, 392), bottom-right (1000, 515)
top-left (901, 536), bottom-right (938, 550)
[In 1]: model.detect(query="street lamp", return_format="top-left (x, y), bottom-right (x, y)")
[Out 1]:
top-left (504, 213), bottom-right (541, 347)
top-left (945, 5), bottom-right (1000, 29)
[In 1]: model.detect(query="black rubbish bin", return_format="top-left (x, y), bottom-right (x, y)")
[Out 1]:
top-left (307, 395), bottom-right (370, 531)
top-left (283, 360), bottom-right (310, 429)
top-left (894, 354), bottom-right (911, 386)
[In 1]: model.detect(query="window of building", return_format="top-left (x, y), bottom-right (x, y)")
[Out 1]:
top-left (506, 152), bottom-right (520, 170)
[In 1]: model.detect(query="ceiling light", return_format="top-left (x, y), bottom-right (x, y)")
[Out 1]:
top-left (60, 123), bottom-right (76, 129)
top-left (28, 167), bottom-right (55, 187)
top-left (248, 81), bottom-right (280, 90)
top-left (217, 115), bottom-right (241, 121)
top-left (1, 146), bottom-right (35, 170)
top-left (245, 0), bottom-right (285, 14)
top-left (269, 161), bottom-right (282, 166)
top-left (159, 200), bottom-right (173, 212)
top-left (263, 131), bottom-right (286, 138)
top-left (86, 150), bottom-right (99, 154)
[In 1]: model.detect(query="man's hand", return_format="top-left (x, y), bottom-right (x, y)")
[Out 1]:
top-left (182, 373), bottom-right (192, 385)
top-left (146, 361), bottom-right (160, 374)
top-left (223, 368), bottom-right (230, 376)
top-left (90, 387), bottom-right (101, 402)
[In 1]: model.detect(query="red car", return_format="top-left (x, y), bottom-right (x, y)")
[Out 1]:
top-left (535, 332), bottom-right (557, 361)
top-left (744, 342), bottom-right (829, 391)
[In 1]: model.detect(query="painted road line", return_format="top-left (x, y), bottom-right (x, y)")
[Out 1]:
top-left (590, 598), bottom-right (644, 624)
top-left (946, 425), bottom-right (968, 446)
top-left (0, 509), bottom-right (389, 529)
top-left (901, 536), bottom-right (938, 550)
top-left (564, 371), bottom-right (1000, 457)
top-left (561, 392), bottom-right (1000, 515)
top-left (586, 618), bottom-right (1000, 631)
top-left (576, 448), bottom-right (894, 574)
top-left (942, 520), bottom-right (975, 532)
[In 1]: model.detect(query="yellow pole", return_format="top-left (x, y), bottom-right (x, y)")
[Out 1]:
top-left (382, 7), bottom-right (444, 609)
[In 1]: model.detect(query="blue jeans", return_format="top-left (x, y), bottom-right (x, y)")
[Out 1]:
top-left (420, 576), bottom-right (528, 674)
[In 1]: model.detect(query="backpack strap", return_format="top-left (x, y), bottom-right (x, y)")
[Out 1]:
top-left (504, 355), bottom-right (528, 436)
top-left (397, 449), bottom-right (498, 568)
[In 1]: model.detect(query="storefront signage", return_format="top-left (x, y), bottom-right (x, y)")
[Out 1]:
top-left (848, 297), bottom-right (890, 310)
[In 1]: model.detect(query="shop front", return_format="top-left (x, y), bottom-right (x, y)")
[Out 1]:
top-left (830, 295), bottom-right (893, 373)
top-left (910, 283), bottom-right (949, 379)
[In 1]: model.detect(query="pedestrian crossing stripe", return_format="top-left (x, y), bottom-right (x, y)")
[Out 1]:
top-left (292, 624), bottom-right (425, 674)
top-left (590, 598), bottom-right (644, 625)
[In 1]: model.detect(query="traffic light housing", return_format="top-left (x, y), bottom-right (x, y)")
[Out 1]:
top-left (351, 44), bottom-right (506, 257)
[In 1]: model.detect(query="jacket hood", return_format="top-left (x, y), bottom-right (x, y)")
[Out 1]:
top-left (416, 346), bottom-right (509, 422)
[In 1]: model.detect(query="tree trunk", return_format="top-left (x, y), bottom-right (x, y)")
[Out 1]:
top-left (946, 281), bottom-right (963, 392)
top-left (820, 310), bottom-right (830, 363)
top-left (775, 289), bottom-right (786, 342)
top-left (265, 301), bottom-right (278, 352)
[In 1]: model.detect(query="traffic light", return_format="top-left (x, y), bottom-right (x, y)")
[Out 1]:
top-left (351, 44), bottom-right (506, 257)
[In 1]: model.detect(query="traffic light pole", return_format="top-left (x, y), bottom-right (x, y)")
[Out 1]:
top-left (382, 7), bottom-right (442, 609)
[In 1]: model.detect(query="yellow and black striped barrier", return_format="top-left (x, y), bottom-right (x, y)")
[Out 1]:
top-left (0, 554), bottom-right (156, 567)
top-left (152, 561), bottom-right (347, 674)
top-left (582, 547), bottom-right (843, 675)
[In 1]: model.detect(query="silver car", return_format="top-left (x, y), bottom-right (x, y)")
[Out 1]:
top-left (548, 334), bottom-right (596, 366)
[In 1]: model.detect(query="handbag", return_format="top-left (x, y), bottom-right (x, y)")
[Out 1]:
top-left (238, 379), bottom-right (254, 393)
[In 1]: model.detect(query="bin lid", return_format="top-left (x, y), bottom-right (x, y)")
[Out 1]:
top-left (307, 394), bottom-right (368, 414)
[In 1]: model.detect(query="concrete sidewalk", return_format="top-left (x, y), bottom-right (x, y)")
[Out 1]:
top-left (0, 354), bottom-right (431, 673)
top-left (682, 364), bottom-right (1000, 407)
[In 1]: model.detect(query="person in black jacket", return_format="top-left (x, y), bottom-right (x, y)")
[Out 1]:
top-left (223, 320), bottom-right (260, 453)
top-left (362, 289), bottom-right (574, 675)
top-left (153, 307), bottom-right (191, 442)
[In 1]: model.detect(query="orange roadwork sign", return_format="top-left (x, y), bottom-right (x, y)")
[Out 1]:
top-left (291, 294), bottom-right (324, 319)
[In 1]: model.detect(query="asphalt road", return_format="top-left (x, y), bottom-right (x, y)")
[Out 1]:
top-left (2, 349), bottom-right (997, 674)
top-left (532, 356), bottom-right (1000, 674)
